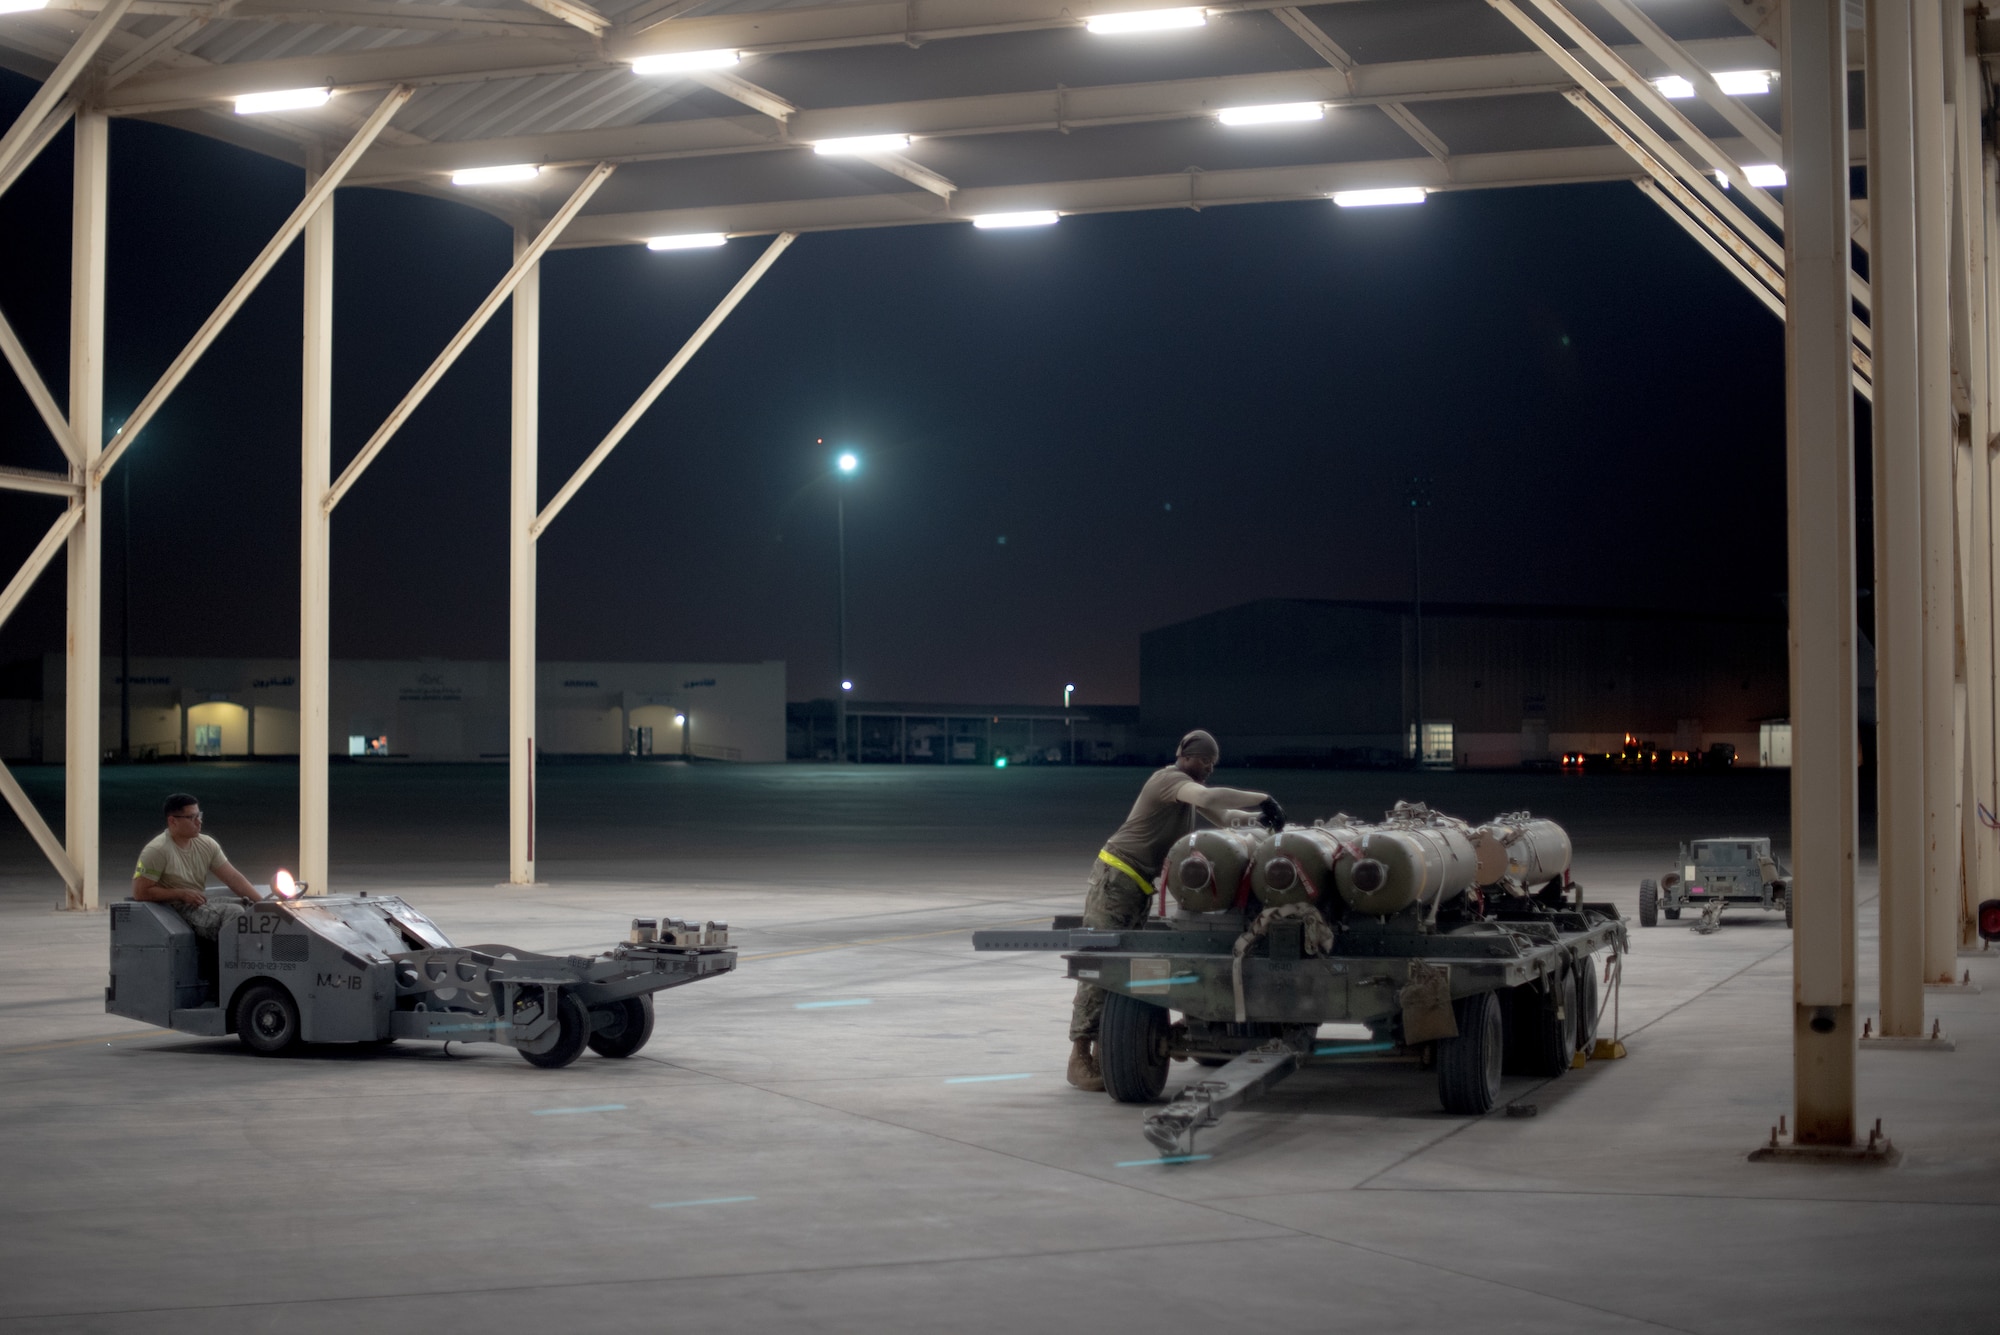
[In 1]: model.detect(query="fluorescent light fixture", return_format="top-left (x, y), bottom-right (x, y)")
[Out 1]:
top-left (1718, 163), bottom-right (1787, 189)
top-left (972, 211), bottom-right (1059, 229)
top-left (813, 134), bottom-right (911, 155)
top-left (1084, 7), bottom-right (1207, 33)
top-left (0, 0), bottom-right (50, 12)
top-left (1333, 186), bottom-right (1427, 208)
top-left (1217, 102), bottom-right (1324, 126)
top-left (647, 233), bottom-right (728, 250)
top-left (1715, 69), bottom-right (1773, 95)
top-left (1654, 69), bottom-right (1771, 99)
top-left (631, 49), bottom-right (740, 74)
top-left (235, 87), bottom-right (333, 115)
top-left (451, 164), bottom-right (541, 185)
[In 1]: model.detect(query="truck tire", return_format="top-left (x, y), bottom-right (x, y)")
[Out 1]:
top-left (587, 995), bottom-right (654, 1059)
top-left (236, 982), bottom-right (301, 1056)
top-left (1638, 879), bottom-right (1658, 927)
top-left (1437, 991), bottom-right (1503, 1115)
top-left (1574, 958), bottom-right (1599, 1056)
top-left (520, 991), bottom-right (591, 1069)
top-left (1510, 970), bottom-right (1577, 1078)
top-left (1099, 992), bottom-right (1170, 1103)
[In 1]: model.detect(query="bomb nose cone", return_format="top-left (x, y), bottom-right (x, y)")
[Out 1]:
top-left (1350, 859), bottom-right (1388, 894)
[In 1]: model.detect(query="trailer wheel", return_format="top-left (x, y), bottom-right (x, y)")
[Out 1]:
top-left (520, 991), bottom-right (591, 1069)
top-left (1509, 970), bottom-right (1577, 1078)
top-left (236, 982), bottom-right (301, 1056)
top-left (1638, 879), bottom-right (1658, 927)
top-left (587, 995), bottom-right (655, 1059)
top-left (1574, 958), bottom-right (1599, 1056)
top-left (1099, 993), bottom-right (1170, 1103)
top-left (1437, 991), bottom-right (1503, 1115)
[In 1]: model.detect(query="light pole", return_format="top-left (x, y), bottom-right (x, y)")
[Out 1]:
top-left (834, 450), bottom-right (858, 762)
top-left (1064, 684), bottom-right (1075, 764)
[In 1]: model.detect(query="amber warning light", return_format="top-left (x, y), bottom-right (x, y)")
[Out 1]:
top-left (272, 869), bottom-right (305, 900)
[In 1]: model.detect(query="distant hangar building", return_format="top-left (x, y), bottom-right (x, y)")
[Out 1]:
top-left (1140, 600), bottom-right (1793, 769)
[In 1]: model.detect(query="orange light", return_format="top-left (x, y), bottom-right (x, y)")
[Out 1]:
top-left (272, 869), bottom-right (302, 899)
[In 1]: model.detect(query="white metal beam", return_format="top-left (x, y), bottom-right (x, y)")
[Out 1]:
top-left (509, 225), bottom-right (538, 887)
top-left (299, 147), bottom-right (332, 898)
top-left (532, 231), bottom-right (794, 538)
top-left (1591, 0), bottom-right (1785, 164)
top-left (856, 152), bottom-right (955, 200)
top-left (1869, 0), bottom-right (1928, 1039)
top-left (0, 302), bottom-right (77, 465)
top-left (1272, 7), bottom-right (1451, 166)
top-left (1781, 0), bottom-right (1860, 1148)
top-left (0, 0), bottom-right (134, 191)
top-left (0, 95), bottom-right (73, 202)
top-left (91, 85), bottom-right (413, 486)
top-left (686, 69), bottom-right (796, 122)
top-left (0, 758), bottom-right (80, 900)
top-left (0, 506), bottom-right (83, 632)
top-left (322, 160), bottom-right (613, 514)
top-left (64, 107), bottom-right (107, 913)
top-left (0, 465), bottom-right (81, 497)
top-left (512, 0), bottom-right (608, 37)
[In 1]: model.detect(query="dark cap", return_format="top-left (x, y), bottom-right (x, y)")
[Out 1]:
top-left (1177, 730), bottom-right (1220, 762)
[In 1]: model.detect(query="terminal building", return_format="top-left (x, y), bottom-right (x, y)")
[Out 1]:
top-left (1139, 599), bottom-right (1798, 768)
top-left (3, 655), bottom-right (786, 764)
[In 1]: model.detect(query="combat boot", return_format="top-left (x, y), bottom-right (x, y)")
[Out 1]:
top-left (1067, 1038), bottom-right (1104, 1092)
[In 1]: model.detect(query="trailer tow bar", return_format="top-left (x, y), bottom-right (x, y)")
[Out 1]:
top-left (1143, 1040), bottom-right (1302, 1156)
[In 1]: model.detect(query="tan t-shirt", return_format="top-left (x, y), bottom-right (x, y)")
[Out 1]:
top-left (135, 831), bottom-right (227, 892)
top-left (1101, 767), bottom-right (1273, 883)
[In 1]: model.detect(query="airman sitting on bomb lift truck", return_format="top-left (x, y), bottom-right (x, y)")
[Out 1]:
top-left (1069, 730), bottom-right (1282, 1090)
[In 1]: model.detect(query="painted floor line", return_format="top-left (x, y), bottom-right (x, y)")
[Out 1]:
top-left (651, 1195), bottom-right (757, 1210)
top-left (943, 1073), bottom-right (1032, 1084)
top-left (795, 999), bottom-right (872, 1009)
top-left (531, 1103), bottom-right (627, 1116)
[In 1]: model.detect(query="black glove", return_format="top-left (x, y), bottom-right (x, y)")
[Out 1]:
top-left (1258, 797), bottom-right (1286, 831)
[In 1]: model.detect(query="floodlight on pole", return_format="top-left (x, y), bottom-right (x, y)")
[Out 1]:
top-left (1217, 102), bottom-right (1324, 125)
top-left (647, 233), bottom-right (728, 250)
top-left (1333, 187), bottom-right (1427, 207)
top-left (452, 164), bottom-right (541, 185)
top-left (235, 87), bottom-right (334, 115)
top-left (631, 49), bottom-right (740, 74)
top-left (972, 211), bottom-right (1060, 228)
top-left (1084, 8), bottom-right (1206, 33)
top-left (833, 449), bottom-right (860, 761)
top-left (814, 134), bottom-right (912, 155)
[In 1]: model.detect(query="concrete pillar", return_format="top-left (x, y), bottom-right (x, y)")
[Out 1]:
top-left (1866, 0), bottom-right (1927, 1036)
top-left (1912, 0), bottom-right (1961, 984)
top-left (64, 109), bottom-right (107, 912)
top-left (300, 148), bottom-right (332, 895)
top-left (509, 227), bottom-right (538, 885)
top-left (1781, 0), bottom-right (1860, 1145)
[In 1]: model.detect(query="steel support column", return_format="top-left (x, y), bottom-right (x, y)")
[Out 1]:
top-left (64, 109), bottom-right (107, 912)
top-left (509, 227), bottom-right (539, 886)
top-left (1867, 0), bottom-right (1928, 1037)
top-left (1953, 19), bottom-right (1996, 942)
top-left (1780, 0), bottom-right (1859, 1145)
top-left (1912, 0), bottom-right (1960, 984)
top-left (299, 149), bottom-right (333, 897)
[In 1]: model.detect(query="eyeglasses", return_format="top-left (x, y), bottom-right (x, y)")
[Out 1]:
top-left (169, 810), bottom-right (204, 822)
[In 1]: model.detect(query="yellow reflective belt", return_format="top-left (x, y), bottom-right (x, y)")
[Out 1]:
top-left (1097, 849), bottom-right (1156, 896)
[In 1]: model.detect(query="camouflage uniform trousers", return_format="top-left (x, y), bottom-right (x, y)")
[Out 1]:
top-left (173, 900), bottom-right (230, 941)
top-left (1068, 857), bottom-right (1155, 1042)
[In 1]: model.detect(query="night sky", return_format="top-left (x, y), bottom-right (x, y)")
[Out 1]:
top-left (0, 68), bottom-right (1794, 707)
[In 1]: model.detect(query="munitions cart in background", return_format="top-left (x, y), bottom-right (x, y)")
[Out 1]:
top-left (975, 803), bottom-right (1627, 1155)
top-left (1638, 837), bottom-right (1790, 932)
top-left (107, 887), bottom-right (734, 1067)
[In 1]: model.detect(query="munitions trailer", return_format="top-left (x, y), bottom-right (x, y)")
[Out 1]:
top-left (107, 894), bottom-right (734, 1067)
top-left (975, 804), bottom-right (1628, 1154)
